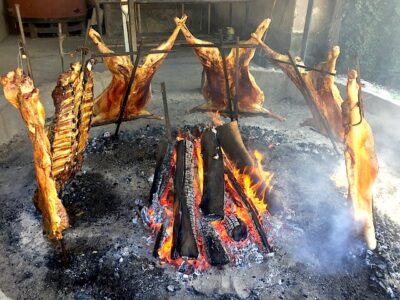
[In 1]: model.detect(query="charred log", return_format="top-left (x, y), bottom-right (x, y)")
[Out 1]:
top-left (171, 140), bottom-right (199, 259)
top-left (225, 166), bottom-right (272, 253)
top-left (148, 139), bottom-right (175, 207)
top-left (200, 128), bottom-right (225, 219)
top-left (217, 121), bottom-right (283, 214)
top-left (224, 214), bottom-right (247, 242)
top-left (153, 224), bottom-right (166, 258)
top-left (200, 220), bottom-right (230, 266)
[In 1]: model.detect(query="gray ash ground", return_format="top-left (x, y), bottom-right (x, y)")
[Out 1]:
top-left (0, 125), bottom-right (399, 299)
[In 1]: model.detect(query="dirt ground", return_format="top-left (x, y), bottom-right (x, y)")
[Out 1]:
top-left (0, 44), bottom-right (399, 299)
top-left (0, 101), bottom-right (399, 299)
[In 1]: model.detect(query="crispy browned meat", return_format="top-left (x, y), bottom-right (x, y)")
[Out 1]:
top-left (180, 18), bottom-right (283, 120)
top-left (75, 61), bottom-right (95, 171)
top-left (48, 61), bottom-right (95, 188)
top-left (253, 35), bottom-right (344, 140)
top-left (49, 62), bottom-right (84, 189)
top-left (343, 70), bottom-right (378, 250)
top-left (89, 16), bottom-right (187, 126)
top-left (1, 69), bottom-right (69, 239)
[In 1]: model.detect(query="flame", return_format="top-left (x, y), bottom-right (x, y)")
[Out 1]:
top-left (224, 150), bottom-right (273, 216)
top-left (194, 139), bottom-right (204, 194)
top-left (209, 111), bottom-right (223, 127)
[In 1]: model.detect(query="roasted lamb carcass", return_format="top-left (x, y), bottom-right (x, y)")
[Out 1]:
top-left (1, 69), bottom-right (69, 239)
top-left (89, 15), bottom-right (187, 126)
top-left (253, 35), bottom-right (344, 141)
top-left (180, 17), bottom-right (283, 121)
top-left (48, 61), bottom-right (95, 189)
top-left (342, 70), bottom-right (379, 250)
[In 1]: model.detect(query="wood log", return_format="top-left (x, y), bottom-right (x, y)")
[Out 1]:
top-left (224, 214), bottom-right (247, 242)
top-left (216, 121), bottom-right (283, 214)
top-left (171, 139), bottom-right (199, 259)
top-left (200, 128), bottom-right (225, 219)
top-left (342, 70), bottom-right (378, 250)
top-left (148, 139), bottom-right (175, 208)
top-left (200, 220), bottom-right (230, 266)
top-left (225, 166), bottom-right (272, 253)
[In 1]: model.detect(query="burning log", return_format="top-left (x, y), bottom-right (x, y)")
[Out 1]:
top-left (172, 139), bottom-right (199, 259)
top-left (225, 166), bottom-right (272, 253)
top-left (148, 139), bottom-right (175, 207)
top-left (253, 34), bottom-right (344, 141)
top-left (0, 69), bottom-right (69, 239)
top-left (216, 121), bottom-right (283, 215)
top-left (200, 220), bottom-right (230, 266)
top-left (89, 15), bottom-right (187, 126)
top-left (342, 70), bottom-right (378, 250)
top-left (200, 128), bottom-right (225, 219)
top-left (224, 215), bottom-right (247, 242)
top-left (179, 17), bottom-right (283, 121)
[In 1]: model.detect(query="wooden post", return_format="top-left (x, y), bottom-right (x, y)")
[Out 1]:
top-left (128, 0), bottom-right (138, 53)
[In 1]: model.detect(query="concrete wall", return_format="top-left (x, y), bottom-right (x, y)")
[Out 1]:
top-left (0, 0), bottom-right (8, 41)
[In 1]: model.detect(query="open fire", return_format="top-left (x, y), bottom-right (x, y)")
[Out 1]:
top-left (142, 116), bottom-right (280, 271)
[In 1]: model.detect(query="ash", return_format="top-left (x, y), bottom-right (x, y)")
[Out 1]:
top-left (0, 125), bottom-right (399, 299)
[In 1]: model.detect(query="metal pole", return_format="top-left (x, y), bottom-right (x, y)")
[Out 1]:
top-left (128, 0), bottom-right (138, 54)
top-left (58, 23), bottom-right (65, 72)
top-left (219, 32), bottom-right (234, 121)
top-left (15, 4), bottom-right (34, 82)
top-left (161, 82), bottom-right (172, 142)
top-left (114, 42), bottom-right (142, 137)
top-left (234, 36), bottom-right (240, 121)
top-left (300, 0), bottom-right (314, 60)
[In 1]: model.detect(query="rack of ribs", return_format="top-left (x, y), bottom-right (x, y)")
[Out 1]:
top-left (1, 69), bottom-right (69, 239)
top-left (49, 62), bottom-right (84, 189)
top-left (89, 16), bottom-right (187, 126)
top-left (253, 35), bottom-right (344, 141)
top-left (342, 70), bottom-right (379, 250)
top-left (180, 17), bottom-right (283, 120)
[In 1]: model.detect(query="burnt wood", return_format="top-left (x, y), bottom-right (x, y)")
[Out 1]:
top-left (171, 139), bottom-right (199, 259)
top-left (200, 220), bottom-right (230, 266)
top-left (200, 129), bottom-right (225, 219)
top-left (153, 224), bottom-right (166, 258)
top-left (225, 214), bottom-right (247, 242)
top-left (217, 121), bottom-right (283, 214)
top-left (148, 139), bottom-right (175, 207)
top-left (225, 166), bottom-right (272, 253)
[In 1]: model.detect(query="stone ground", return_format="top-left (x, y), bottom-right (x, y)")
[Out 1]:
top-left (0, 35), bottom-right (399, 299)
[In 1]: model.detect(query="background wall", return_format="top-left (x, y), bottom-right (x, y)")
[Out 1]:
top-left (0, 0), bottom-right (8, 41)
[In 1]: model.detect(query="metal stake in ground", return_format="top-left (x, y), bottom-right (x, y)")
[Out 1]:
top-left (287, 52), bottom-right (340, 155)
top-left (234, 36), bottom-right (240, 121)
top-left (114, 42), bottom-right (143, 137)
top-left (160, 82), bottom-right (172, 142)
top-left (14, 4), bottom-right (34, 83)
top-left (218, 32), bottom-right (235, 121)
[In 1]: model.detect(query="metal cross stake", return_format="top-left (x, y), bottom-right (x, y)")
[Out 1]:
top-left (114, 41), bottom-right (143, 137)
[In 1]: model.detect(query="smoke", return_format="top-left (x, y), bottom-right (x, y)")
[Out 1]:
top-left (275, 148), bottom-right (365, 274)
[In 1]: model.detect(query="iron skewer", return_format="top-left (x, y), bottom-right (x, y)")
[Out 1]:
top-left (234, 36), bottom-right (240, 121)
top-left (161, 82), bottom-right (172, 142)
top-left (219, 33), bottom-right (235, 121)
top-left (114, 42), bottom-right (143, 137)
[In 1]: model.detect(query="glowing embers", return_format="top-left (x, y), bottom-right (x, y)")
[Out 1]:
top-left (144, 123), bottom-right (279, 271)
